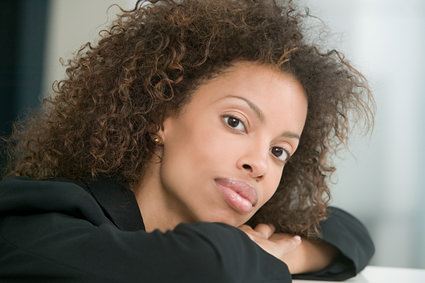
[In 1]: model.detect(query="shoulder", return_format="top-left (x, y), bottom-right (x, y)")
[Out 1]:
top-left (0, 176), bottom-right (108, 226)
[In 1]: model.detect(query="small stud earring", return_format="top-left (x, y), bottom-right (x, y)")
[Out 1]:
top-left (152, 136), bottom-right (162, 145)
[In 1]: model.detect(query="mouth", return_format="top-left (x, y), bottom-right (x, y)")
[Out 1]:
top-left (214, 178), bottom-right (258, 213)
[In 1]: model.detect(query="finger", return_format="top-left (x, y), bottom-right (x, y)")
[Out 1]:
top-left (271, 234), bottom-right (302, 252)
top-left (238, 224), bottom-right (254, 233)
top-left (286, 235), bottom-right (302, 252)
top-left (238, 225), bottom-right (256, 241)
top-left (254, 223), bottom-right (276, 239)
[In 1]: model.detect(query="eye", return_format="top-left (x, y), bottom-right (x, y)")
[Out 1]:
top-left (223, 116), bottom-right (246, 132)
top-left (270, 147), bottom-right (290, 162)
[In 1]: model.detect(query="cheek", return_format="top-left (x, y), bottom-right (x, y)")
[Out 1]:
top-left (192, 129), bottom-right (227, 164)
top-left (162, 119), bottom-right (234, 179)
top-left (185, 116), bottom-right (247, 167)
top-left (262, 167), bottom-right (283, 204)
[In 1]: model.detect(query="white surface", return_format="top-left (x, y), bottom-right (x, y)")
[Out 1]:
top-left (294, 266), bottom-right (425, 283)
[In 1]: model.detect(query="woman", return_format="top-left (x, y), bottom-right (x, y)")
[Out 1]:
top-left (0, 0), bottom-right (375, 282)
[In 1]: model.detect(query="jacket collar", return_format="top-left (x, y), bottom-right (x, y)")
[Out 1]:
top-left (80, 179), bottom-right (145, 232)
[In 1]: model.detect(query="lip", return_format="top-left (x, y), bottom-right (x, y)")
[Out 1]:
top-left (214, 178), bottom-right (258, 213)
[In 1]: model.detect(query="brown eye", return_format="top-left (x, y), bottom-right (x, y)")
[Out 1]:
top-left (270, 147), bottom-right (289, 162)
top-left (224, 116), bottom-right (246, 131)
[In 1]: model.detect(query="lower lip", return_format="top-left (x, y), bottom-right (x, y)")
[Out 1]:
top-left (215, 182), bottom-right (254, 213)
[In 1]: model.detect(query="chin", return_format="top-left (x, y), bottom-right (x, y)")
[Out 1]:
top-left (204, 212), bottom-right (249, 227)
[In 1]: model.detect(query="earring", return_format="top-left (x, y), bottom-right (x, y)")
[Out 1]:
top-left (152, 136), bottom-right (162, 145)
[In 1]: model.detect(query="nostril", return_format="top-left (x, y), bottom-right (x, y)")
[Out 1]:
top-left (242, 164), bottom-right (251, 170)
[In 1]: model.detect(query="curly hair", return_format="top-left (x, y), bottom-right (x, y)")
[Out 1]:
top-left (4, 0), bottom-right (374, 236)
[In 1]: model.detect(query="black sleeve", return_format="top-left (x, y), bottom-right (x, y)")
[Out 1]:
top-left (292, 206), bottom-right (375, 281)
top-left (0, 214), bottom-right (290, 283)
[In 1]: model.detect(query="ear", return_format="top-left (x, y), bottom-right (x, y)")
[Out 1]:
top-left (155, 116), bottom-right (173, 143)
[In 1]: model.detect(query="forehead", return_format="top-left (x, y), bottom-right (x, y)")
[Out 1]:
top-left (189, 61), bottom-right (307, 108)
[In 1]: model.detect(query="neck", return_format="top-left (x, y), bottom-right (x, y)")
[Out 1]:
top-left (133, 162), bottom-right (193, 233)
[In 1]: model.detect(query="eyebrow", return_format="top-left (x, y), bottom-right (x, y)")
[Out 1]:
top-left (226, 95), bottom-right (301, 140)
top-left (228, 95), bottom-right (265, 122)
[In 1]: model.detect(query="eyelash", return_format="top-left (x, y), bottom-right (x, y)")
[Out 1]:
top-left (223, 115), bottom-right (291, 163)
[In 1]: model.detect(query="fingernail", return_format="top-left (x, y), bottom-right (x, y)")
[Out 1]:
top-left (293, 235), bottom-right (301, 242)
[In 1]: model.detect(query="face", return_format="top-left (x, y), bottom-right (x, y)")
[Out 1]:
top-left (149, 62), bottom-right (307, 227)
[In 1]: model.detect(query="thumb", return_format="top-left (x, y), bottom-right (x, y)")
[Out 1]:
top-left (254, 224), bottom-right (276, 239)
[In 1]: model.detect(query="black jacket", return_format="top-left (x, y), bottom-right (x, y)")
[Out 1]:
top-left (0, 177), bottom-right (374, 282)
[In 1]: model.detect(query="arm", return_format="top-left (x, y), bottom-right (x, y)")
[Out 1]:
top-left (0, 177), bottom-right (293, 282)
top-left (292, 206), bottom-right (375, 281)
top-left (240, 207), bottom-right (374, 281)
top-left (0, 214), bottom-right (291, 283)
top-left (239, 223), bottom-right (339, 275)
top-left (282, 236), bottom-right (339, 274)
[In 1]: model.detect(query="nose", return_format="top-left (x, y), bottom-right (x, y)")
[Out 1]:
top-left (237, 147), bottom-right (268, 182)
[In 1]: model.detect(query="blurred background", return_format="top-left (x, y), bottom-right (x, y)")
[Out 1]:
top-left (1, 0), bottom-right (424, 269)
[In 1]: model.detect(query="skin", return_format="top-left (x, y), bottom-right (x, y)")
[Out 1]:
top-left (239, 224), bottom-right (338, 274)
top-left (135, 61), bottom-right (337, 274)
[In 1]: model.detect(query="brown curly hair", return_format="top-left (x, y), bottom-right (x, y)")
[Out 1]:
top-left (4, 0), bottom-right (374, 236)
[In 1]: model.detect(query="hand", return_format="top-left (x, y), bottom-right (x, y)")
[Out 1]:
top-left (281, 236), bottom-right (339, 274)
top-left (239, 224), bottom-right (338, 274)
top-left (238, 224), bottom-right (302, 263)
